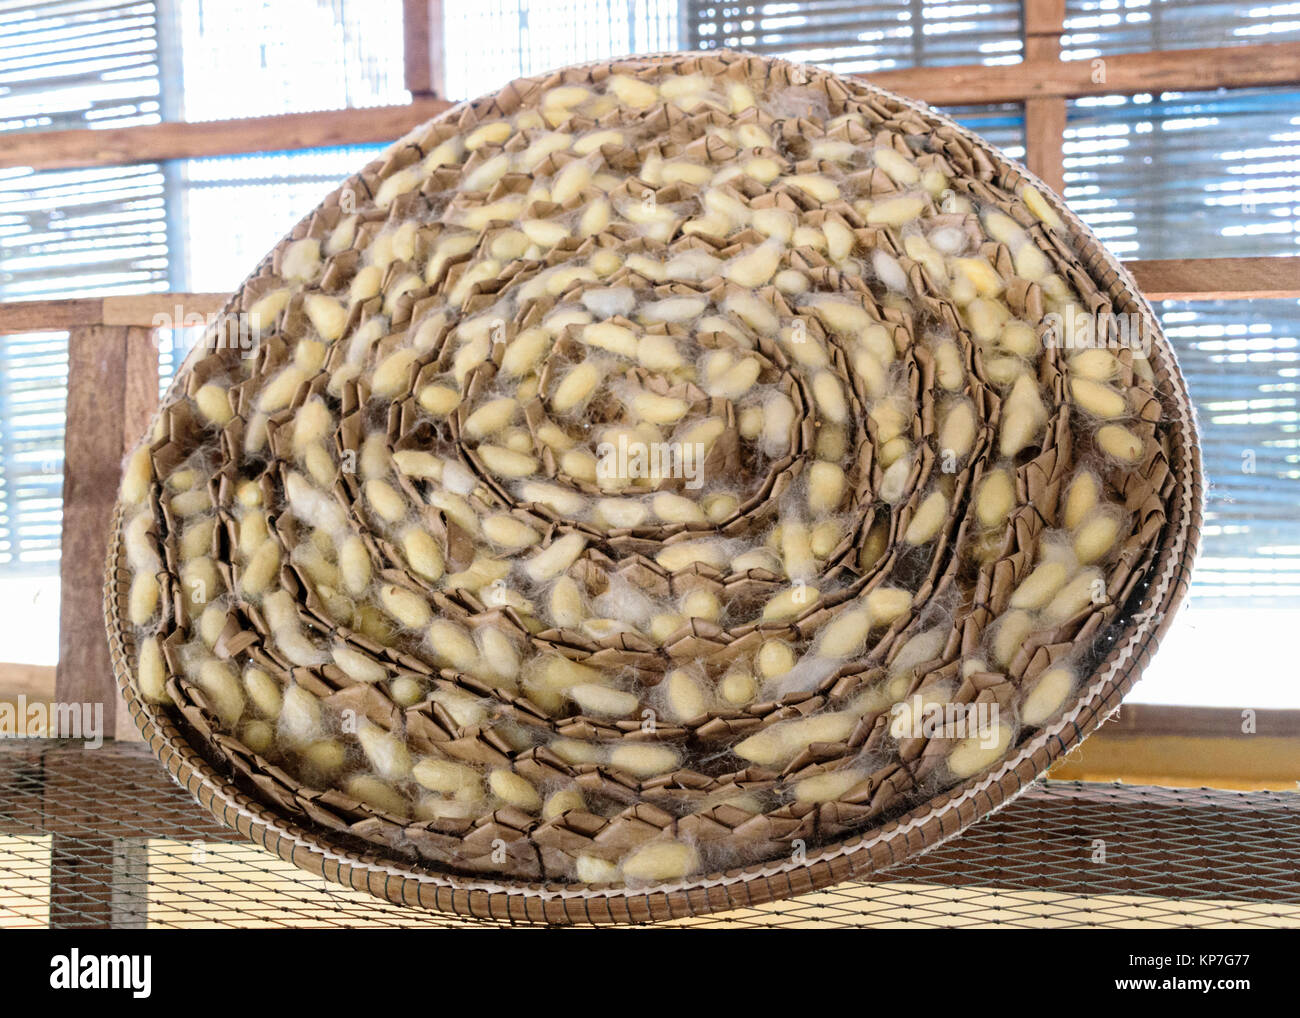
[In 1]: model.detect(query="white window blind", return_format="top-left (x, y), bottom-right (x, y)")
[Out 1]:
top-left (443, 0), bottom-right (680, 101)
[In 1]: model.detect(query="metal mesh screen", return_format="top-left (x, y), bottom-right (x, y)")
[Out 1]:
top-left (1, 740), bottom-right (1296, 928)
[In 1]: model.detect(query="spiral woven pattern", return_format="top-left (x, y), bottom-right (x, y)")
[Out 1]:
top-left (106, 51), bottom-right (1198, 904)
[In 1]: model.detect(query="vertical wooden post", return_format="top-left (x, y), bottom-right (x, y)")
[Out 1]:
top-left (1023, 0), bottom-right (1068, 193)
top-left (404, 0), bottom-right (446, 99)
top-left (56, 325), bottom-right (158, 740)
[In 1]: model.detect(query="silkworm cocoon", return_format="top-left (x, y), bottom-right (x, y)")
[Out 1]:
top-left (653, 492), bottom-right (706, 525)
top-left (332, 643), bottom-right (387, 683)
top-left (938, 400), bottom-right (976, 458)
top-left (757, 640), bottom-right (796, 678)
top-left (622, 841), bottom-right (699, 882)
top-left (866, 586), bottom-right (912, 625)
top-left (999, 320), bottom-right (1038, 357)
top-left (1021, 666), bottom-right (1073, 726)
top-left (257, 365), bottom-right (308, 416)
top-left (665, 669), bottom-right (708, 720)
top-left (521, 481), bottom-right (587, 516)
top-left (721, 241), bottom-right (781, 287)
top-left (608, 743), bottom-right (679, 778)
top-left (933, 343), bottom-right (964, 390)
top-left (497, 328), bottom-right (548, 377)
top-left (819, 606), bottom-right (872, 658)
top-left (281, 237), bottom-right (320, 281)
top-left (999, 375), bottom-right (1047, 457)
top-left (947, 719), bottom-right (1013, 779)
top-left (339, 536), bottom-right (371, 595)
top-left (552, 361), bottom-right (603, 412)
top-left (428, 619), bottom-right (479, 673)
top-left (1043, 567), bottom-right (1104, 623)
top-left (390, 676), bottom-right (424, 706)
top-left (354, 719), bottom-right (411, 781)
top-left (1096, 423), bottom-right (1143, 463)
top-left (608, 74), bottom-right (657, 108)
top-left (477, 627), bottom-right (520, 684)
top-left (648, 612), bottom-right (685, 643)
top-left (195, 383), bottom-right (233, 426)
top-left (682, 589), bottom-right (721, 622)
top-left (781, 520), bottom-right (815, 580)
top-left (482, 513), bottom-right (540, 549)
top-left (242, 720), bottom-right (274, 754)
top-left (904, 491), bottom-right (948, 545)
top-left (248, 288), bottom-right (291, 329)
top-left (551, 159), bottom-right (593, 204)
top-left (278, 684), bottom-right (323, 746)
top-left (463, 397), bottom-right (518, 440)
top-left (301, 736), bottom-right (343, 776)
top-left (235, 481), bottom-right (261, 508)
top-left (180, 557), bottom-right (219, 608)
top-left (1010, 561), bottom-right (1069, 610)
top-left (1021, 184), bottom-right (1064, 231)
top-left (120, 448), bottom-right (152, 505)
top-left (762, 393), bottom-right (796, 454)
top-left (303, 294), bottom-right (346, 342)
top-left (136, 636), bottom-right (169, 703)
top-left (196, 603), bottom-right (226, 647)
top-left (525, 533), bottom-right (587, 581)
top-left (807, 460), bottom-right (846, 514)
top-left (197, 660), bottom-right (244, 728)
top-left (418, 384), bottom-right (462, 417)
top-left (1070, 349), bottom-right (1117, 381)
top-left (811, 371), bottom-right (848, 423)
top-left (866, 194), bottom-right (924, 226)
top-left (636, 335), bottom-right (684, 375)
top-left (239, 538), bottom-right (281, 596)
top-left (243, 668), bottom-right (282, 717)
top-left (633, 391), bottom-right (690, 424)
top-left (476, 443), bottom-right (537, 480)
top-left (569, 683), bottom-right (638, 717)
top-left (1063, 473), bottom-right (1100, 529)
top-left (706, 493), bottom-right (739, 523)
top-left (180, 518), bottom-right (214, 562)
top-left (705, 358), bottom-right (762, 400)
top-left (879, 454), bottom-right (912, 504)
top-left (1070, 378), bottom-right (1127, 419)
top-left (488, 769), bottom-right (541, 811)
top-left (413, 758), bottom-right (480, 797)
top-left (964, 297), bottom-right (1009, 341)
top-left (344, 775), bottom-right (408, 817)
top-left (734, 712), bottom-right (857, 765)
top-left (794, 768), bottom-right (865, 803)
top-left (1074, 514), bottom-right (1121, 564)
top-left (170, 487), bottom-right (212, 517)
top-left (543, 786), bottom-right (585, 820)
top-left (655, 540), bottom-right (726, 573)
top-left (261, 590), bottom-right (320, 665)
top-left (363, 479), bottom-right (407, 524)
top-left (824, 219), bottom-right (856, 261)
top-left (761, 583), bottom-right (819, 622)
top-left (350, 264), bottom-right (382, 302)
top-left (992, 609), bottom-right (1034, 667)
top-left (379, 583), bottom-right (431, 628)
top-left (573, 854), bottom-right (619, 883)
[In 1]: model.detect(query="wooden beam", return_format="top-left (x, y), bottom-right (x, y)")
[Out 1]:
top-left (0, 98), bottom-right (453, 172)
top-left (56, 326), bottom-right (159, 736)
top-left (1123, 257), bottom-right (1300, 301)
top-left (862, 39), bottom-right (1300, 106)
top-left (3, 42), bottom-right (1297, 172)
top-left (0, 294), bottom-right (228, 334)
top-left (403, 0), bottom-right (446, 99)
top-left (1021, 0), bottom-right (1067, 193)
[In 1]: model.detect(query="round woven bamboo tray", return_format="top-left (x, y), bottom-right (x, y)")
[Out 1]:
top-left (104, 50), bottom-right (1202, 925)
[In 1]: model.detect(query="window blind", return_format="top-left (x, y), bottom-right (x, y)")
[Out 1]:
top-left (0, 330), bottom-right (67, 573)
top-left (442, 0), bottom-right (680, 102)
top-left (1063, 0), bottom-right (1300, 60)
top-left (683, 0), bottom-right (1025, 70)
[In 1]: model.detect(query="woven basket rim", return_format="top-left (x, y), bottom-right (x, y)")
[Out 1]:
top-left (104, 49), bottom-right (1204, 925)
